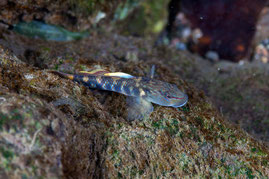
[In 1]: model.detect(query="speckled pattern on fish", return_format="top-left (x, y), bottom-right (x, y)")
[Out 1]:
top-left (51, 69), bottom-right (188, 120)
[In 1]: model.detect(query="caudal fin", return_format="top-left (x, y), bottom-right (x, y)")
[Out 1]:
top-left (49, 71), bottom-right (74, 80)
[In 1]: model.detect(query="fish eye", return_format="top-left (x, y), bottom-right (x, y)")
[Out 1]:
top-left (159, 91), bottom-right (174, 99)
top-left (166, 94), bottom-right (172, 98)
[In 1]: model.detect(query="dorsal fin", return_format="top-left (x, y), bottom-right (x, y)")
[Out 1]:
top-left (103, 72), bottom-right (134, 79)
top-left (149, 65), bottom-right (155, 79)
top-left (79, 69), bottom-right (134, 79)
top-left (78, 69), bottom-right (109, 76)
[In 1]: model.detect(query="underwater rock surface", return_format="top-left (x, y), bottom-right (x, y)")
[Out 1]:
top-left (0, 0), bottom-right (269, 177)
top-left (0, 37), bottom-right (269, 177)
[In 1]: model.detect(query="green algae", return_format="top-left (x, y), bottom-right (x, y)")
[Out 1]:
top-left (116, 0), bottom-right (169, 36)
top-left (104, 103), bottom-right (269, 177)
top-left (0, 110), bottom-right (24, 131)
top-left (0, 147), bottom-right (14, 160)
top-left (0, 85), bottom-right (64, 178)
top-left (151, 118), bottom-right (180, 136)
top-left (114, 0), bottom-right (140, 20)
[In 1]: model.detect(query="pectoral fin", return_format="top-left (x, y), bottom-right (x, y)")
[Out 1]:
top-left (126, 96), bottom-right (153, 121)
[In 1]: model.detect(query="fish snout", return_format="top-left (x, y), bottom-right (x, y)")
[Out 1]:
top-left (172, 93), bottom-right (188, 107)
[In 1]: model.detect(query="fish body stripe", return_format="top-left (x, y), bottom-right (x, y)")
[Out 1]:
top-left (73, 75), bottom-right (158, 99)
top-left (102, 80), bottom-right (108, 89)
top-left (73, 75), bottom-right (140, 96)
top-left (113, 80), bottom-right (123, 93)
top-left (121, 81), bottom-right (126, 94)
top-left (123, 85), bottom-right (131, 95)
top-left (111, 80), bottom-right (117, 91)
top-left (104, 82), bottom-right (112, 91)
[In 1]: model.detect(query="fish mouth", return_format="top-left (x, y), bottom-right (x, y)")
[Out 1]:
top-left (172, 93), bottom-right (188, 107)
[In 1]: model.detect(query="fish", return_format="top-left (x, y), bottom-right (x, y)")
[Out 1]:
top-left (50, 67), bottom-right (188, 121)
top-left (13, 20), bottom-right (89, 41)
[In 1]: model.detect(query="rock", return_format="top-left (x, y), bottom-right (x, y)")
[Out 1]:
top-left (0, 40), bottom-right (268, 177)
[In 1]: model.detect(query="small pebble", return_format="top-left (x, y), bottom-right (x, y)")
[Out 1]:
top-left (205, 51), bottom-right (219, 62)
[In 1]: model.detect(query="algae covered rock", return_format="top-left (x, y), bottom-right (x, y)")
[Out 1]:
top-left (0, 87), bottom-right (64, 178)
top-left (0, 0), bottom-right (268, 177)
top-left (0, 43), bottom-right (268, 178)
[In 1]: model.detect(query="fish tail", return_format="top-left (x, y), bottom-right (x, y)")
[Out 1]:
top-left (49, 71), bottom-right (74, 80)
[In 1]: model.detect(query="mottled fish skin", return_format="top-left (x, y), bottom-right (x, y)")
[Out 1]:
top-left (52, 71), bottom-right (188, 108)
top-left (72, 75), bottom-right (140, 96)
